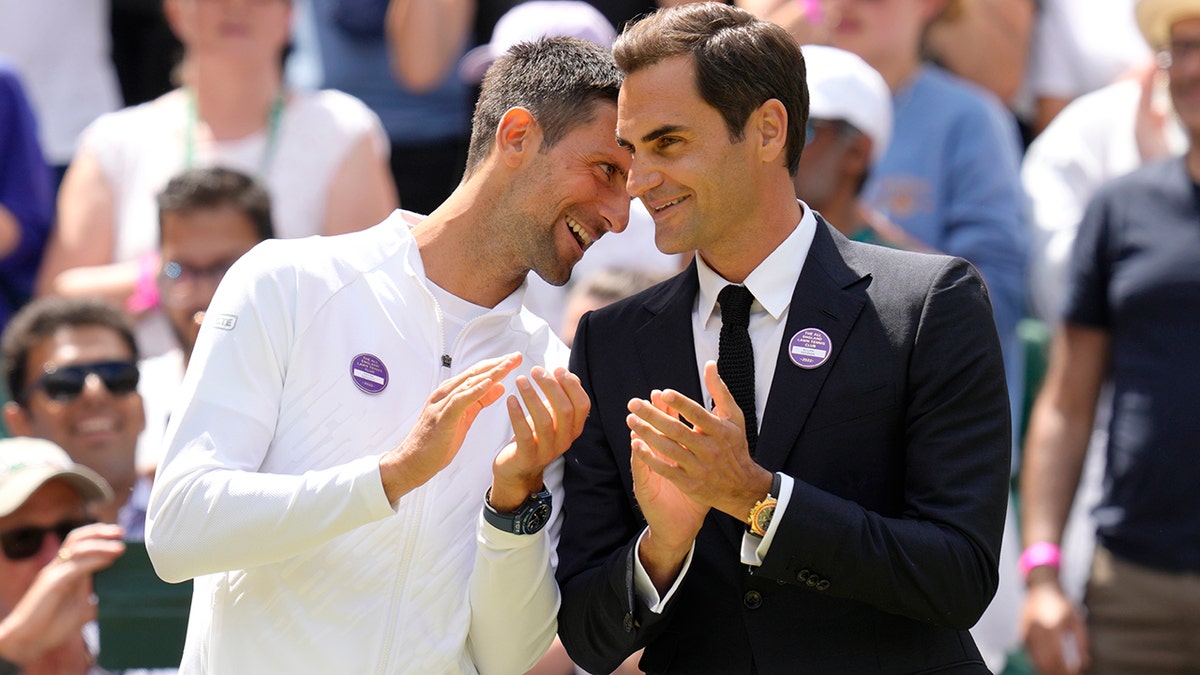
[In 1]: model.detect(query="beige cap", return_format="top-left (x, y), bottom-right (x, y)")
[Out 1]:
top-left (1137, 0), bottom-right (1200, 48)
top-left (0, 437), bottom-right (112, 517)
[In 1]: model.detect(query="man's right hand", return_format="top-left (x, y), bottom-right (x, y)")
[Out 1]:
top-left (0, 523), bottom-right (125, 667)
top-left (379, 353), bottom-right (522, 502)
top-left (630, 389), bottom-right (709, 594)
top-left (1021, 577), bottom-right (1090, 675)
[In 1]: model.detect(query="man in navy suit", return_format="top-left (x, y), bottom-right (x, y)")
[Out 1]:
top-left (555, 4), bottom-right (1012, 672)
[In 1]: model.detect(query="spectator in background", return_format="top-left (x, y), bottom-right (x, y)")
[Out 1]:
top-left (1020, 11), bottom-right (1186, 614)
top-left (306, 0), bottom-right (472, 215)
top-left (793, 44), bottom-right (930, 251)
top-left (40, 0), bottom-right (397, 358)
top-left (559, 267), bottom-right (666, 347)
top-left (0, 0), bottom-right (123, 185)
top-left (1, 298), bottom-right (148, 538)
top-left (0, 61), bottom-right (53, 343)
top-left (1019, 1), bottom-right (1200, 673)
top-left (1024, 54), bottom-right (1185, 323)
top-left (135, 167), bottom-right (275, 476)
top-left (0, 437), bottom-right (125, 675)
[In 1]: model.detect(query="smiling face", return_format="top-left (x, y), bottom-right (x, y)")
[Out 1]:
top-left (502, 100), bottom-right (631, 287)
top-left (4, 327), bottom-right (144, 496)
top-left (618, 55), bottom-right (765, 268)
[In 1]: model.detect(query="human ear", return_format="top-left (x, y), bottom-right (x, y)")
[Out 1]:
top-left (752, 98), bottom-right (789, 166)
top-left (494, 107), bottom-right (541, 167)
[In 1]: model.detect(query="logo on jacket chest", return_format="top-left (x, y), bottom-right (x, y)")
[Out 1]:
top-left (789, 328), bottom-right (832, 369)
top-left (350, 353), bottom-right (389, 394)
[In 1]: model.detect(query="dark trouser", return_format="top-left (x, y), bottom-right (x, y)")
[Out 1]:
top-left (1085, 544), bottom-right (1200, 674)
top-left (389, 135), bottom-right (468, 216)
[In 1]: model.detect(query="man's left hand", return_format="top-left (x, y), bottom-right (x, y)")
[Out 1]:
top-left (490, 366), bottom-right (590, 511)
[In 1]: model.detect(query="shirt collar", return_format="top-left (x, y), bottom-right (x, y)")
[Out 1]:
top-left (696, 202), bottom-right (817, 327)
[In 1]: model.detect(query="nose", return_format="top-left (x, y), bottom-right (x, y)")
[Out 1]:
top-left (600, 184), bottom-right (631, 234)
top-left (79, 373), bottom-right (115, 400)
top-left (625, 155), bottom-right (661, 201)
top-left (33, 529), bottom-right (67, 567)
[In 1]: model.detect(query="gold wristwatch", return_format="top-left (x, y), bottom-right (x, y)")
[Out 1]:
top-left (747, 473), bottom-right (782, 537)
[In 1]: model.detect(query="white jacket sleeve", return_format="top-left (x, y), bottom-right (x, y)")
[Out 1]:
top-left (467, 457), bottom-right (563, 675)
top-left (145, 243), bottom-right (396, 583)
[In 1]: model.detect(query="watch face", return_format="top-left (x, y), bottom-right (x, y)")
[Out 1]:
top-left (752, 503), bottom-right (776, 535)
top-left (520, 502), bottom-right (553, 534)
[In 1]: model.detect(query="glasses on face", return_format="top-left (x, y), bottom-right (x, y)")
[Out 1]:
top-left (157, 260), bottom-right (236, 307)
top-left (804, 118), bottom-right (859, 147)
top-left (1160, 37), bottom-right (1200, 68)
top-left (22, 361), bottom-right (141, 404)
top-left (0, 518), bottom-right (93, 561)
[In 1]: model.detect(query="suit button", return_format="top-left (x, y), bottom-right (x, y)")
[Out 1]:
top-left (806, 576), bottom-right (818, 588)
top-left (816, 580), bottom-right (830, 591)
top-left (623, 612), bottom-right (634, 632)
top-left (796, 569), bottom-right (811, 583)
top-left (743, 590), bottom-right (763, 609)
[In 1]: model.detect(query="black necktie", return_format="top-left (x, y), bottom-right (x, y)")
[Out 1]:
top-left (717, 284), bottom-right (758, 455)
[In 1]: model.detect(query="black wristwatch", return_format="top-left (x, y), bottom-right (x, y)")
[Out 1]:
top-left (0, 654), bottom-right (20, 675)
top-left (483, 486), bottom-right (553, 535)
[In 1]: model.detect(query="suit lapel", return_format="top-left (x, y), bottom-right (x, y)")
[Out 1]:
top-left (633, 263), bottom-right (705, 407)
top-left (755, 218), bottom-right (870, 473)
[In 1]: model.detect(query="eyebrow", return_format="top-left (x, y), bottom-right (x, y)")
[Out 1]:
top-left (616, 124), bottom-right (688, 148)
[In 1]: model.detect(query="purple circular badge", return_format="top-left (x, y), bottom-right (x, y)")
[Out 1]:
top-left (788, 328), bottom-right (832, 370)
top-left (350, 353), bottom-right (389, 394)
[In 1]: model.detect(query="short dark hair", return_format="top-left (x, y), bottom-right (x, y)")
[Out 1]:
top-left (613, 2), bottom-right (808, 175)
top-left (157, 166), bottom-right (275, 242)
top-left (463, 36), bottom-right (622, 178)
top-left (2, 297), bottom-right (139, 405)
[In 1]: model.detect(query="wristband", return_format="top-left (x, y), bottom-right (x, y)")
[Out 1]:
top-left (1018, 541), bottom-right (1061, 579)
top-left (126, 251), bottom-right (161, 314)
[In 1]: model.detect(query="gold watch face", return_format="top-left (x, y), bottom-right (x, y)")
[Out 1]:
top-left (751, 499), bottom-right (777, 535)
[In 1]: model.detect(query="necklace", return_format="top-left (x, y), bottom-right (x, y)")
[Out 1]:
top-left (183, 88), bottom-right (286, 176)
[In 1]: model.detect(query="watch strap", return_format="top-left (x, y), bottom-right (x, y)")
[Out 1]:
top-left (484, 486), bottom-right (553, 535)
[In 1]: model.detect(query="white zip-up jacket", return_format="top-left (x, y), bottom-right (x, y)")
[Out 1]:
top-left (147, 212), bottom-right (567, 674)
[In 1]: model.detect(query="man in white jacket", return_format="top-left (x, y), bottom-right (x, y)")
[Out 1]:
top-left (145, 37), bottom-right (631, 674)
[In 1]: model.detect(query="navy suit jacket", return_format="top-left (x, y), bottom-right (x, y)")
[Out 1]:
top-left (556, 218), bottom-right (1011, 674)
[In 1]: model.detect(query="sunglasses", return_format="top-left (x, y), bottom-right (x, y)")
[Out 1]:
top-left (0, 518), bottom-right (94, 561)
top-left (22, 361), bottom-right (141, 404)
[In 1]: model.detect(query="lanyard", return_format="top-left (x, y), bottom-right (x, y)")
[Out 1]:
top-left (183, 88), bottom-right (286, 176)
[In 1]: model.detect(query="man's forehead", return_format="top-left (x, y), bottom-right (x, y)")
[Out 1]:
top-left (36, 326), bottom-right (131, 365)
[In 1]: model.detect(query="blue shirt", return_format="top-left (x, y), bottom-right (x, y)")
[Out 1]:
top-left (0, 60), bottom-right (53, 333)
